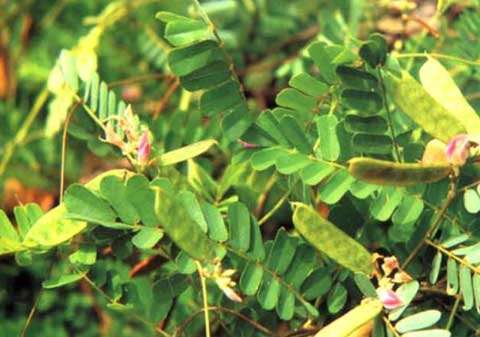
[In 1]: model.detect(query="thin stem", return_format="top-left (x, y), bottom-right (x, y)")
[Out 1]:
top-left (460, 179), bottom-right (480, 192)
top-left (153, 78), bottom-right (180, 119)
top-left (221, 244), bottom-right (312, 310)
top-left (70, 90), bottom-right (106, 132)
top-left (81, 273), bottom-right (171, 337)
top-left (395, 52), bottom-right (480, 66)
top-left (435, 298), bottom-right (480, 333)
top-left (174, 306), bottom-right (273, 337)
top-left (60, 101), bottom-right (80, 202)
top-left (191, 0), bottom-right (248, 102)
top-left (383, 316), bottom-right (401, 337)
top-left (377, 68), bottom-right (401, 162)
top-left (0, 87), bottom-right (49, 176)
top-left (258, 182), bottom-right (294, 225)
top-left (20, 289), bottom-right (43, 337)
top-left (195, 261), bottom-right (211, 337)
top-left (446, 295), bottom-right (462, 330)
top-left (107, 73), bottom-right (171, 88)
top-left (426, 239), bottom-right (480, 274)
top-left (254, 174), bottom-right (277, 218)
top-left (401, 179), bottom-right (457, 270)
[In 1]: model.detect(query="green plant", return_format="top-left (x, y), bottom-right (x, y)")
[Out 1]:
top-left (1, 1), bottom-right (480, 337)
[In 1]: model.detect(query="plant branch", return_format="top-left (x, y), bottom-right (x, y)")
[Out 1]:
top-left (60, 101), bottom-right (80, 202)
top-left (395, 52), bottom-right (480, 66)
top-left (153, 78), bottom-right (180, 119)
top-left (107, 73), bottom-right (172, 88)
top-left (401, 178), bottom-right (457, 270)
top-left (446, 294), bottom-right (462, 330)
top-left (0, 87), bottom-right (49, 177)
top-left (195, 261), bottom-right (211, 337)
top-left (383, 316), bottom-right (401, 337)
top-left (426, 239), bottom-right (480, 274)
top-left (377, 68), bottom-right (401, 162)
top-left (174, 306), bottom-right (273, 337)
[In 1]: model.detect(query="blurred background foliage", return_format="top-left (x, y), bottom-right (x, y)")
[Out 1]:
top-left (1, 0), bottom-right (480, 336)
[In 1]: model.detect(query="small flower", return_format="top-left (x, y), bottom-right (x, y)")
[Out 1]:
top-left (381, 256), bottom-right (399, 276)
top-left (421, 139), bottom-right (448, 164)
top-left (221, 286), bottom-right (243, 303)
top-left (137, 130), bottom-right (151, 165)
top-left (445, 134), bottom-right (471, 166)
top-left (392, 271), bottom-right (413, 284)
top-left (376, 288), bottom-right (403, 310)
top-left (203, 260), bottom-right (243, 303)
top-left (120, 105), bottom-right (139, 142)
top-left (102, 123), bottom-right (126, 149)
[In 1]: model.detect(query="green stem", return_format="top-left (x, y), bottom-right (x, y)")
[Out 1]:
top-left (81, 273), bottom-right (171, 337)
top-left (446, 295), bottom-right (462, 330)
top-left (21, 289), bottom-right (43, 337)
top-left (195, 261), bottom-right (211, 337)
top-left (426, 239), bottom-right (480, 274)
top-left (0, 87), bottom-right (49, 177)
top-left (258, 182), bottom-right (294, 225)
top-left (383, 316), bottom-right (401, 337)
top-left (396, 52), bottom-right (480, 66)
top-left (377, 68), bottom-right (402, 162)
top-left (60, 101), bottom-right (80, 202)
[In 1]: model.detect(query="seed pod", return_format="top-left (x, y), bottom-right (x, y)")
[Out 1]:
top-left (349, 157), bottom-right (451, 186)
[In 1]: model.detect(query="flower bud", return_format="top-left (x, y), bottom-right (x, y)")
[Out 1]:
top-left (137, 130), bottom-right (151, 165)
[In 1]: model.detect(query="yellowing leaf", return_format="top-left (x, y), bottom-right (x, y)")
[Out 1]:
top-left (315, 298), bottom-right (383, 337)
top-left (419, 57), bottom-right (480, 136)
top-left (22, 169), bottom-right (134, 249)
top-left (384, 69), bottom-right (466, 143)
top-left (293, 203), bottom-right (373, 274)
top-left (154, 139), bottom-right (217, 166)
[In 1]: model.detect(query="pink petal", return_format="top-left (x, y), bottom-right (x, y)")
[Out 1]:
top-left (445, 134), bottom-right (470, 166)
top-left (237, 139), bottom-right (257, 149)
top-left (137, 130), bottom-right (151, 165)
top-left (377, 288), bottom-right (403, 310)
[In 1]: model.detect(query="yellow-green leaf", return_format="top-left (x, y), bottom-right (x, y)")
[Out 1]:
top-left (419, 57), bottom-right (480, 136)
top-left (315, 298), bottom-right (383, 337)
top-left (293, 203), bottom-right (373, 274)
top-left (384, 69), bottom-right (466, 143)
top-left (23, 169), bottom-right (134, 248)
top-left (154, 139), bottom-right (217, 166)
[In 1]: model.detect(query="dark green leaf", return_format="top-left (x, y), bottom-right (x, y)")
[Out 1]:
top-left (341, 89), bottom-right (382, 114)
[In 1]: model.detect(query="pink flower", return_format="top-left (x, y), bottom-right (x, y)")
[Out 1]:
top-left (376, 288), bottom-right (403, 310)
top-left (137, 130), bottom-right (151, 165)
top-left (445, 134), bottom-right (470, 166)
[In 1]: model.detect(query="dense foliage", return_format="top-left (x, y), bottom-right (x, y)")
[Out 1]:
top-left (1, 1), bottom-right (480, 336)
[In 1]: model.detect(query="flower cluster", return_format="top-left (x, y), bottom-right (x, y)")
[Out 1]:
top-left (200, 259), bottom-right (242, 303)
top-left (373, 255), bottom-right (412, 310)
top-left (102, 105), bottom-right (151, 166)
